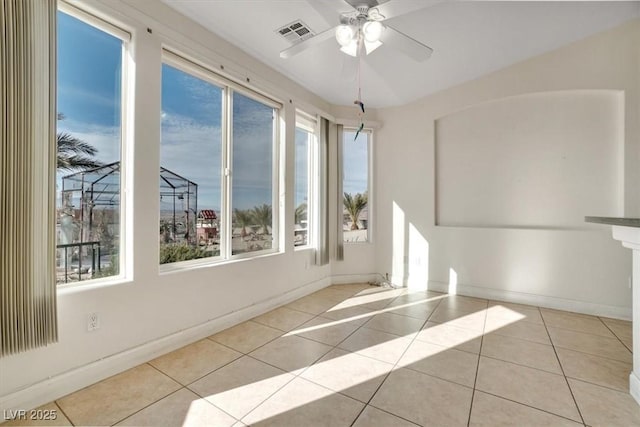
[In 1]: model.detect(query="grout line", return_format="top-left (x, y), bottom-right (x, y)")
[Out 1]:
top-left (466, 299), bottom-right (489, 427)
top-left (540, 311), bottom-right (587, 426)
top-left (597, 316), bottom-right (633, 352)
top-left (475, 389), bottom-right (587, 425)
top-left (109, 386), bottom-right (188, 426)
top-left (52, 401), bottom-right (75, 427)
top-left (349, 291), bottom-right (445, 426)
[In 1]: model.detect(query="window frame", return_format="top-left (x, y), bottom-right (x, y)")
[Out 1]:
top-left (294, 110), bottom-right (318, 250)
top-left (159, 50), bottom-right (282, 271)
top-left (56, 2), bottom-right (132, 287)
top-left (342, 127), bottom-right (373, 244)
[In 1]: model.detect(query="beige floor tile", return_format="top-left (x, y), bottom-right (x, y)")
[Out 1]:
top-left (150, 339), bottom-right (242, 385)
top-left (600, 317), bottom-right (632, 342)
top-left (320, 304), bottom-right (375, 324)
top-left (189, 355), bottom-right (294, 419)
top-left (469, 391), bottom-right (582, 427)
top-left (289, 315), bottom-right (363, 346)
top-left (481, 333), bottom-right (562, 374)
top-left (370, 368), bottom-right (473, 426)
top-left (488, 301), bottom-right (543, 322)
top-left (398, 340), bottom-right (479, 387)
top-left (251, 307), bottom-right (315, 332)
top-left (1, 403), bottom-right (71, 426)
top-left (383, 296), bottom-right (441, 320)
top-left (338, 327), bottom-right (413, 364)
top-left (328, 283), bottom-right (373, 293)
top-left (475, 357), bottom-right (581, 422)
top-left (363, 312), bottom-right (425, 338)
top-left (285, 294), bottom-right (339, 315)
top-left (249, 335), bottom-right (332, 373)
top-left (429, 306), bottom-right (487, 332)
top-left (541, 309), bottom-right (614, 337)
top-left (116, 388), bottom-right (236, 427)
top-left (311, 286), bottom-right (362, 302)
top-left (556, 347), bottom-right (631, 392)
top-left (438, 295), bottom-right (488, 312)
top-left (487, 319), bottom-right (551, 344)
top-left (56, 364), bottom-right (181, 426)
top-left (210, 321), bottom-right (283, 353)
top-left (547, 326), bottom-right (632, 363)
top-left (485, 303), bottom-right (543, 330)
top-left (242, 377), bottom-right (364, 426)
top-left (301, 348), bottom-right (394, 403)
top-left (415, 321), bottom-right (483, 354)
top-left (334, 287), bottom-right (404, 311)
top-left (352, 405), bottom-right (419, 427)
top-left (569, 378), bottom-right (640, 427)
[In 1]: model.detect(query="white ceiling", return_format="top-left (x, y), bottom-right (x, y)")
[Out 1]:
top-left (162, 0), bottom-right (640, 108)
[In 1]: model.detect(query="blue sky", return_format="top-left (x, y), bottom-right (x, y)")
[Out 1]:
top-left (58, 10), bottom-right (369, 214)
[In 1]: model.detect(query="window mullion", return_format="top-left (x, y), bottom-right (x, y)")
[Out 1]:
top-left (221, 88), bottom-right (233, 260)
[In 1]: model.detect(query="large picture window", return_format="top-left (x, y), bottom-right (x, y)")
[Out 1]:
top-left (160, 54), bottom-right (280, 265)
top-left (160, 64), bottom-right (223, 264)
top-left (343, 129), bottom-right (370, 243)
top-left (56, 8), bottom-right (127, 284)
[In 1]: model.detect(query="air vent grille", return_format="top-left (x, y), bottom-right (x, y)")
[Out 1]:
top-left (276, 20), bottom-right (315, 44)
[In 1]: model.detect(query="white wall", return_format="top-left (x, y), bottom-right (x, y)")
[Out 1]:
top-left (0, 0), bottom-right (335, 409)
top-left (375, 19), bottom-right (639, 316)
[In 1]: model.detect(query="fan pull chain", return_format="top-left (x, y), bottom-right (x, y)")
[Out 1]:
top-left (353, 45), bottom-right (365, 140)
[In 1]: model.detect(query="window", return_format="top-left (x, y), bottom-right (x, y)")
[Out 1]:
top-left (231, 91), bottom-right (277, 255)
top-left (294, 112), bottom-right (316, 247)
top-left (160, 64), bottom-right (223, 264)
top-left (343, 129), bottom-right (370, 243)
top-left (56, 8), bottom-right (127, 284)
top-left (160, 53), bottom-right (280, 265)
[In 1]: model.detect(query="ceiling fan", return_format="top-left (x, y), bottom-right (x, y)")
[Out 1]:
top-left (280, 0), bottom-right (434, 62)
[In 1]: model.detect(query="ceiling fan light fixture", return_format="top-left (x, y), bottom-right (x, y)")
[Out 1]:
top-left (364, 39), bottom-right (382, 55)
top-left (340, 39), bottom-right (359, 57)
top-left (362, 20), bottom-right (383, 43)
top-left (335, 24), bottom-right (355, 47)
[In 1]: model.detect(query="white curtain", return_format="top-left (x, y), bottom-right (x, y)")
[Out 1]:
top-left (1, 0), bottom-right (58, 356)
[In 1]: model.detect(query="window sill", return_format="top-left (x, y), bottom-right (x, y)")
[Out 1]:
top-left (159, 248), bottom-right (282, 275)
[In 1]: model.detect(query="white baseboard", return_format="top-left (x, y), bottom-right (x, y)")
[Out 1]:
top-left (631, 372), bottom-right (640, 406)
top-left (0, 276), bottom-right (331, 415)
top-left (426, 280), bottom-right (632, 320)
top-left (331, 273), bottom-right (379, 285)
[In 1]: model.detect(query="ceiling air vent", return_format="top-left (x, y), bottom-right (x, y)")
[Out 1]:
top-left (276, 20), bottom-right (315, 44)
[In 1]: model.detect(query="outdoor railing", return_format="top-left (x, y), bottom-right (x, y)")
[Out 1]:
top-left (56, 241), bottom-right (101, 284)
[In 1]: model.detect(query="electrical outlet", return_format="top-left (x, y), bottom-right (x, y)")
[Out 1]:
top-left (87, 312), bottom-right (100, 331)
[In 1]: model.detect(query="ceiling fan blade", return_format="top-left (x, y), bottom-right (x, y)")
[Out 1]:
top-left (306, 0), bottom-right (354, 24)
top-left (375, 0), bottom-right (445, 21)
top-left (379, 25), bottom-right (433, 62)
top-left (280, 26), bottom-right (338, 59)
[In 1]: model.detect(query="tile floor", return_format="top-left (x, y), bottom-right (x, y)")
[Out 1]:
top-left (4, 284), bottom-right (640, 426)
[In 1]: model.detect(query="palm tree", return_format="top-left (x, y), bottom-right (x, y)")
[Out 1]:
top-left (57, 132), bottom-right (104, 172)
top-left (233, 209), bottom-right (252, 237)
top-left (57, 113), bottom-right (104, 172)
top-left (343, 192), bottom-right (367, 230)
top-left (251, 204), bottom-right (272, 236)
top-left (294, 202), bottom-right (307, 225)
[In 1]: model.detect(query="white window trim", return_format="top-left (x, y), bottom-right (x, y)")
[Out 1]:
top-left (56, 2), bottom-right (132, 288)
top-left (294, 110), bottom-right (318, 251)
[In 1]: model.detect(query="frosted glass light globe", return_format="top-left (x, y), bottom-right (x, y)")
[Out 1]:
top-left (362, 20), bottom-right (383, 43)
top-left (335, 25), bottom-right (355, 47)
